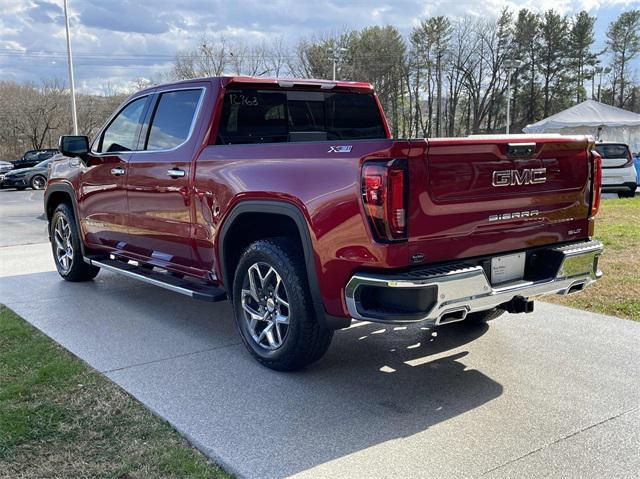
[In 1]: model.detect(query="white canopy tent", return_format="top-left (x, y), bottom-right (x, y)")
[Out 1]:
top-left (523, 100), bottom-right (640, 152)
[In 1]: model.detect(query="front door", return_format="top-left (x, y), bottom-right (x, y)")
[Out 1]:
top-left (124, 86), bottom-right (206, 272)
top-left (80, 95), bottom-right (150, 250)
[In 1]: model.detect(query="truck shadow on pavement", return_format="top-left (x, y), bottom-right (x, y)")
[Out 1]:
top-left (0, 270), bottom-right (503, 478)
top-left (230, 320), bottom-right (504, 477)
top-left (106, 279), bottom-right (502, 478)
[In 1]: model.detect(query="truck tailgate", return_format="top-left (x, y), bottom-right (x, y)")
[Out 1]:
top-left (406, 135), bottom-right (593, 264)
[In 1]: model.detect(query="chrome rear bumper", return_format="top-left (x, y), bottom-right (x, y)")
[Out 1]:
top-left (344, 240), bottom-right (603, 324)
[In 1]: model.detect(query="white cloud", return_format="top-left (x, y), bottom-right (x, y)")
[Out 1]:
top-left (0, 0), bottom-right (638, 93)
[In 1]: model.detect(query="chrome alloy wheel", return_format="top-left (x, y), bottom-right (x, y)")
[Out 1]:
top-left (241, 262), bottom-right (290, 350)
top-left (32, 175), bottom-right (46, 189)
top-left (54, 216), bottom-right (73, 273)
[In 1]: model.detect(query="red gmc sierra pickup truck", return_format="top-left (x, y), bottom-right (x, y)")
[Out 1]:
top-left (46, 76), bottom-right (604, 371)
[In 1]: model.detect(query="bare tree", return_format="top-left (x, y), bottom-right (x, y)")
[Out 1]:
top-left (0, 80), bottom-right (126, 159)
top-left (265, 37), bottom-right (289, 76)
top-left (173, 35), bottom-right (230, 79)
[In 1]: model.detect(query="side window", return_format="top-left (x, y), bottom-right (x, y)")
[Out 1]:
top-left (99, 96), bottom-right (148, 153)
top-left (145, 89), bottom-right (202, 150)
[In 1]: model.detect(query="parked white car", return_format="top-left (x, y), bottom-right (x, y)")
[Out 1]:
top-left (595, 143), bottom-right (637, 198)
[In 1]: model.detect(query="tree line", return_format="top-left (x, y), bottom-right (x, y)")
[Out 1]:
top-left (0, 80), bottom-right (126, 159)
top-left (173, 8), bottom-right (640, 138)
top-left (1, 8), bottom-right (638, 159)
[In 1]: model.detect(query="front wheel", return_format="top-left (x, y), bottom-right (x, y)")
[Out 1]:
top-left (50, 203), bottom-right (100, 282)
top-left (232, 238), bottom-right (333, 371)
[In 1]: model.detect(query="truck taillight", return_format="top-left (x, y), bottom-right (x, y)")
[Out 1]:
top-left (590, 150), bottom-right (602, 217)
top-left (362, 160), bottom-right (407, 242)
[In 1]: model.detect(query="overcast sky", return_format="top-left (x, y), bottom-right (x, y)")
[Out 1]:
top-left (1, 0), bottom-right (639, 94)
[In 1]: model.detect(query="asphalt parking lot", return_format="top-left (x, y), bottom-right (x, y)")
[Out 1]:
top-left (1, 189), bottom-right (639, 479)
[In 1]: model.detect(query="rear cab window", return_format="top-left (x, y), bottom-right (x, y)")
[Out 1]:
top-left (216, 88), bottom-right (387, 145)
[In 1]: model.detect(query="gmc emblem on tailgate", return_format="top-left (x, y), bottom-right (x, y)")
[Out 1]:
top-left (492, 168), bottom-right (546, 187)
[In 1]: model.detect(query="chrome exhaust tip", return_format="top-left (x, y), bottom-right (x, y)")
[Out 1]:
top-left (436, 307), bottom-right (468, 325)
top-left (565, 281), bottom-right (587, 295)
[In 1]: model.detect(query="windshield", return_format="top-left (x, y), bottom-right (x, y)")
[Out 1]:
top-left (35, 159), bottom-right (50, 168)
top-left (595, 144), bottom-right (629, 158)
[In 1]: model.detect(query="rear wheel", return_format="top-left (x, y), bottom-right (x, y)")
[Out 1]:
top-left (465, 308), bottom-right (504, 325)
top-left (50, 203), bottom-right (100, 282)
top-left (30, 174), bottom-right (46, 190)
top-left (232, 238), bottom-right (333, 371)
top-left (619, 187), bottom-right (636, 198)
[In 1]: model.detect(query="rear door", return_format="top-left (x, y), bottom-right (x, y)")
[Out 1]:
top-left (124, 85), bottom-right (207, 272)
top-left (192, 84), bottom-right (390, 275)
top-left (406, 135), bottom-right (592, 263)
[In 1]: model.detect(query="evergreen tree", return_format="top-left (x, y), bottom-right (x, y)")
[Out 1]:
top-left (539, 10), bottom-right (570, 116)
top-left (606, 10), bottom-right (640, 108)
top-left (412, 17), bottom-right (451, 136)
top-left (569, 11), bottom-right (598, 103)
top-left (513, 9), bottom-right (541, 126)
top-left (348, 26), bottom-right (407, 137)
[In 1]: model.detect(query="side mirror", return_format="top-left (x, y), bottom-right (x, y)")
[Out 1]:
top-left (59, 135), bottom-right (89, 158)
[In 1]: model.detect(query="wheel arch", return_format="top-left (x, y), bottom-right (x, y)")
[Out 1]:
top-left (45, 183), bottom-right (76, 220)
top-left (218, 200), bottom-right (350, 330)
top-left (44, 183), bottom-right (88, 256)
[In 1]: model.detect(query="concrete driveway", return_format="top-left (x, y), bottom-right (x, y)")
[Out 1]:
top-left (1, 189), bottom-right (639, 478)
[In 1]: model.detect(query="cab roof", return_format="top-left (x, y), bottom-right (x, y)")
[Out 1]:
top-left (138, 76), bottom-right (374, 95)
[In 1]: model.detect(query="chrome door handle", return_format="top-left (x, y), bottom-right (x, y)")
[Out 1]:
top-left (111, 167), bottom-right (125, 176)
top-left (167, 168), bottom-right (186, 178)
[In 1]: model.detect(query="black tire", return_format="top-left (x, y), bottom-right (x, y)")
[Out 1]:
top-left (232, 238), bottom-right (333, 371)
top-left (465, 308), bottom-right (504, 325)
top-left (30, 174), bottom-right (46, 190)
top-left (619, 188), bottom-right (636, 198)
top-left (50, 203), bottom-right (100, 282)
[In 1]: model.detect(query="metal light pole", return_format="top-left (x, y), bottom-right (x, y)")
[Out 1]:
top-left (63, 0), bottom-right (78, 135)
top-left (328, 47), bottom-right (347, 81)
top-left (595, 67), bottom-right (612, 102)
top-left (503, 59), bottom-right (522, 134)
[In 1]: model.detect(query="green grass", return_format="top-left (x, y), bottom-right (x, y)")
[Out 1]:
top-left (0, 305), bottom-right (230, 479)
top-left (543, 195), bottom-right (640, 321)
